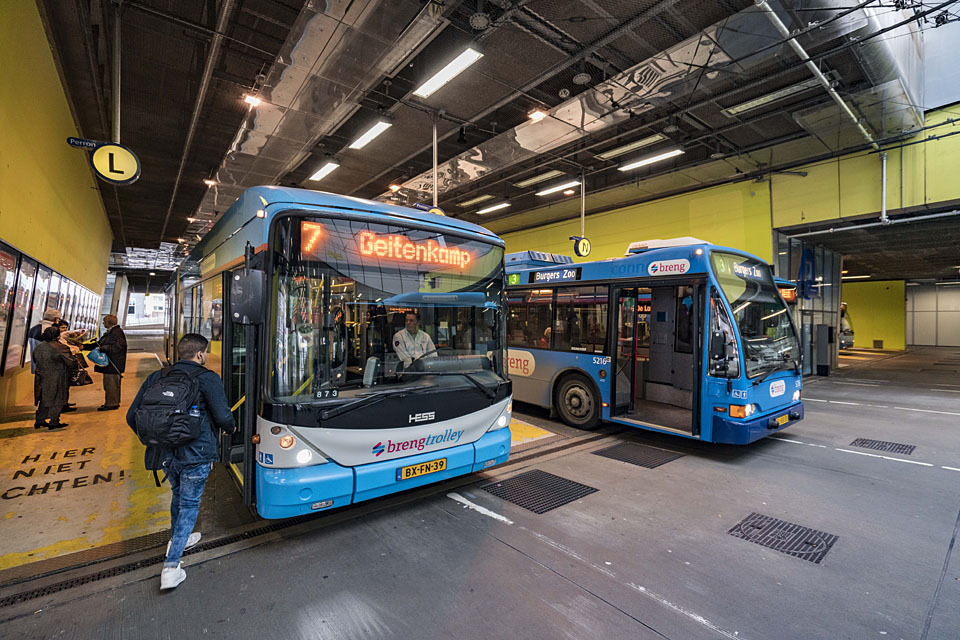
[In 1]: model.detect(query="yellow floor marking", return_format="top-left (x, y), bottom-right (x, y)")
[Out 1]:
top-left (509, 418), bottom-right (554, 447)
top-left (0, 353), bottom-right (171, 571)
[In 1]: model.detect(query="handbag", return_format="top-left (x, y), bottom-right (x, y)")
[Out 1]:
top-left (74, 352), bottom-right (89, 369)
top-left (88, 348), bottom-right (110, 367)
top-left (70, 369), bottom-right (93, 386)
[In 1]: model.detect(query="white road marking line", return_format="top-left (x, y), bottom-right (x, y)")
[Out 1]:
top-left (893, 406), bottom-right (960, 417)
top-left (833, 381), bottom-right (879, 387)
top-left (942, 466), bottom-right (960, 472)
top-left (828, 401), bottom-right (860, 406)
top-left (773, 438), bottom-right (805, 445)
top-left (835, 448), bottom-right (934, 467)
top-left (447, 493), bottom-right (513, 525)
top-left (929, 389), bottom-right (960, 393)
top-left (805, 398), bottom-right (828, 403)
top-left (933, 383), bottom-right (960, 388)
top-left (625, 583), bottom-right (743, 640)
top-left (771, 437), bottom-right (826, 448)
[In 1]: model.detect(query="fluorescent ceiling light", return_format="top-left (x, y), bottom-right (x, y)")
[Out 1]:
top-left (349, 121), bottom-right (392, 149)
top-left (243, 94), bottom-right (261, 107)
top-left (618, 148), bottom-right (684, 172)
top-left (596, 134), bottom-right (666, 160)
top-left (936, 281), bottom-right (960, 285)
top-left (528, 108), bottom-right (548, 122)
top-left (477, 202), bottom-right (510, 215)
top-left (457, 194), bottom-right (494, 207)
top-left (309, 162), bottom-right (340, 181)
top-left (514, 170), bottom-right (564, 188)
top-left (721, 78), bottom-right (822, 117)
top-left (388, 183), bottom-right (403, 192)
top-left (413, 48), bottom-right (483, 98)
top-left (841, 275), bottom-right (871, 280)
top-left (536, 180), bottom-right (581, 196)
top-left (203, 179), bottom-right (217, 186)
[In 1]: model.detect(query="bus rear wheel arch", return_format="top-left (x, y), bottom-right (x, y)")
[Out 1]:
top-left (554, 373), bottom-right (601, 430)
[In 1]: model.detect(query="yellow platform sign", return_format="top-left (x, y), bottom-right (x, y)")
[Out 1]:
top-left (90, 143), bottom-right (141, 185)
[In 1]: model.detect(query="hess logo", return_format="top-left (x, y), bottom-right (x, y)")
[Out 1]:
top-left (409, 412), bottom-right (436, 424)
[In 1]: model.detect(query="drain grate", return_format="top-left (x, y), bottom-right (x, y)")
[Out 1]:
top-left (0, 515), bottom-right (315, 609)
top-left (850, 438), bottom-right (916, 455)
top-left (482, 469), bottom-right (597, 514)
top-left (729, 513), bottom-right (838, 564)
top-left (592, 442), bottom-right (684, 469)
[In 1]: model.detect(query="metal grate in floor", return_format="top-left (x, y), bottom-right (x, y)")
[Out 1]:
top-left (729, 512), bottom-right (838, 564)
top-left (482, 469), bottom-right (597, 514)
top-left (850, 438), bottom-right (916, 455)
top-left (592, 442), bottom-right (684, 469)
top-left (0, 515), bottom-right (315, 609)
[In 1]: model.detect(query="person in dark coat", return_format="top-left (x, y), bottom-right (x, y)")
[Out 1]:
top-left (33, 326), bottom-right (78, 429)
top-left (94, 314), bottom-right (127, 411)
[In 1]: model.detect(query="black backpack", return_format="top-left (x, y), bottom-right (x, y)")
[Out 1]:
top-left (134, 367), bottom-right (206, 449)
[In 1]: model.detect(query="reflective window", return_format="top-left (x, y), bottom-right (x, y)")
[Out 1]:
top-left (5, 258), bottom-right (37, 370)
top-left (554, 286), bottom-right (608, 353)
top-left (25, 266), bottom-right (52, 364)
top-left (507, 289), bottom-right (554, 349)
top-left (0, 247), bottom-right (18, 372)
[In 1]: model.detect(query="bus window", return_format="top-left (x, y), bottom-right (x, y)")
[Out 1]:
top-left (554, 285), bottom-right (608, 353)
top-left (708, 289), bottom-right (739, 378)
top-left (675, 285), bottom-right (694, 354)
top-left (507, 288), bottom-right (553, 349)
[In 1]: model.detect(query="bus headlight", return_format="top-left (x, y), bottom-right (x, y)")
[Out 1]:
top-left (729, 404), bottom-right (757, 419)
top-left (497, 415), bottom-right (508, 428)
top-left (296, 449), bottom-right (313, 464)
top-left (793, 390), bottom-right (801, 402)
top-left (279, 435), bottom-right (296, 449)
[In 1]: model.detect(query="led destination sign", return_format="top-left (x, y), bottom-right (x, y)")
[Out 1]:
top-left (529, 267), bottom-right (582, 284)
top-left (356, 231), bottom-right (472, 268)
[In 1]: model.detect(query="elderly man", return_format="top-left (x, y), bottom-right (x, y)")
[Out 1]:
top-left (93, 314), bottom-right (127, 411)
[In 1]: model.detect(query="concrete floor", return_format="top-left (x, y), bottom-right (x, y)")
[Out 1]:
top-left (2, 347), bottom-right (958, 639)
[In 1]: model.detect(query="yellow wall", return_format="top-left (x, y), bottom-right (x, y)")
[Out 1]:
top-left (0, 2), bottom-right (114, 416)
top-left (502, 181), bottom-right (773, 262)
top-left (0, 2), bottom-right (113, 292)
top-left (841, 281), bottom-right (906, 350)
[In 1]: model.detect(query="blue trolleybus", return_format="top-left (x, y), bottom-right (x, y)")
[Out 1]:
top-left (164, 186), bottom-right (512, 518)
top-left (504, 238), bottom-right (803, 444)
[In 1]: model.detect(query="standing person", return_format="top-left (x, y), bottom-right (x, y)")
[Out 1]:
top-left (33, 327), bottom-right (78, 430)
top-left (126, 333), bottom-right (235, 590)
top-left (94, 314), bottom-right (127, 411)
top-left (392, 310), bottom-right (436, 369)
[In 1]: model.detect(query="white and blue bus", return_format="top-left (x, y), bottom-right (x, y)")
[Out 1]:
top-left (165, 186), bottom-right (511, 519)
top-left (505, 238), bottom-right (803, 444)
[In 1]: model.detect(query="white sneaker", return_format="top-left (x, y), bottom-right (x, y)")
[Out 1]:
top-left (160, 564), bottom-right (186, 590)
top-left (166, 531), bottom-right (201, 555)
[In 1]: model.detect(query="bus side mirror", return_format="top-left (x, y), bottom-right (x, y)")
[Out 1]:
top-left (231, 269), bottom-right (266, 325)
top-left (709, 330), bottom-right (726, 361)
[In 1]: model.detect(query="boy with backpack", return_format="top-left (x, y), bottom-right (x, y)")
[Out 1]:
top-left (126, 333), bottom-right (235, 590)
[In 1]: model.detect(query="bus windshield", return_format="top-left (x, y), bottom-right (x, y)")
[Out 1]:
top-left (710, 252), bottom-right (800, 379)
top-left (270, 215), bottom-right (506, 403)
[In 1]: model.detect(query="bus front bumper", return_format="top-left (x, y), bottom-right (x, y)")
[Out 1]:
top-left (255, 427), bottom-right (511, 519)
top-left (711, 402), bottom-right (804, 445)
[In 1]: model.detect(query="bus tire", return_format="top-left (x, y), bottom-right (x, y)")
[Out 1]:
top-left (555, 373), bottom-right (600, 430)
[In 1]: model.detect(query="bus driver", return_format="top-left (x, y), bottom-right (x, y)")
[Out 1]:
top-left (393, 311), bottom-right (437, 369)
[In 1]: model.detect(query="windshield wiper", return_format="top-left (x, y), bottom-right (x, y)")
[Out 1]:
top-left (399, 369), bottom-right (500, 400)
top-left (319, 385), bottom-right (433, 420)
top-left (752, 363), bottom-right (799, 386)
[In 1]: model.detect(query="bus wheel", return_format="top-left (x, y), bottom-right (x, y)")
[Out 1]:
top-left (555, 374), bottom-right (600, 429)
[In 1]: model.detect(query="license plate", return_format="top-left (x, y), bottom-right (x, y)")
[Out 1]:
top-left (397, 458), bottom-right (447, 481)
top-left (775, 414), bottom-right (789, 426)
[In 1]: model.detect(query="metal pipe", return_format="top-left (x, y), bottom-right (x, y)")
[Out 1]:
top-left (791, 210), bottom-right (960, 238)
top-left (432, 114), bottom-right (438, 207)
top-left (881, 152), bottom-right (888, 224)
top-left (157, 0), bottom-right (236, 245)
top-left (580, 169), bottom-right (585, 238)
top-left (754, 0), bottom-right (879, 151)
top-left (112, 3), bottom-right (122, 143)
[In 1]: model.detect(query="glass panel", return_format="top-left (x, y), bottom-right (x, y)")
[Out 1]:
top-left (507, 288), bottom-right (553, 349)
top-left (674, 285), bottom-right (694, 354)
top-left (271, 215), bottom-right (505, 404)
top-left (711, 251), bottom-right (800, 378)
top-left (47, 273), bottom-right (61, 314)
top-left (554, 286), bottom-right (608, 353)
top-left (181, 288), bottom-right (194, 336)
top-left (0, 247), bottom-right (19, 370)
top-left (25, 266), bottom-right (52, 364)
top-left (708, 289), bottom-right (740, 377)
top-left (199, 277), bottom-right (224, 374)
top-left (5, 258), bottom-right (37, 370)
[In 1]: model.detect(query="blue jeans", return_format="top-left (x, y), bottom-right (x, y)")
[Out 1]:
top-left (164, 461), bottom-right (212, 568)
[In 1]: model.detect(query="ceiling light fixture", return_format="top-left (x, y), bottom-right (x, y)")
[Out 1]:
top-left (149, 272), bottom-right (156, 276)
top-left (536, 180), bottom-right (581, 196)
top-left (618, 148), bottom-right (684, 172)
top-left (413, 47), bottom-right (483, 98)
top-left (841, 275), bottom-right (871, 280)
top-left (457, 194), bottom-right (494, 207)
top-left (203, 179), bottom-right (217, 186)
top-left (477, 202), bottom-right (511, 215)
top-left (721, 77), bottom-right (822, 117)
top-left (563, 189), bottom-right (576, 195)
top-left (389, 183), bottom-right (403, 192)
top-left (596, 134), bottom-right (666, 160)
top-left (243, 94), bottom-right (261, 107)
top-left (528, 107), bottom-right (548, 122)
top-left (349, 120), bottom-right (392, 149)
top-left (308, 161), bottom-right (340, 181)
top-left (186, 217), bottom-right (196, 223)
top-left (513, 170), bottom-right (564, 188)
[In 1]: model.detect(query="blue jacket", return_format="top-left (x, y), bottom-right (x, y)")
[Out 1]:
top-left (126, 360), bottom-right (236, 468)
